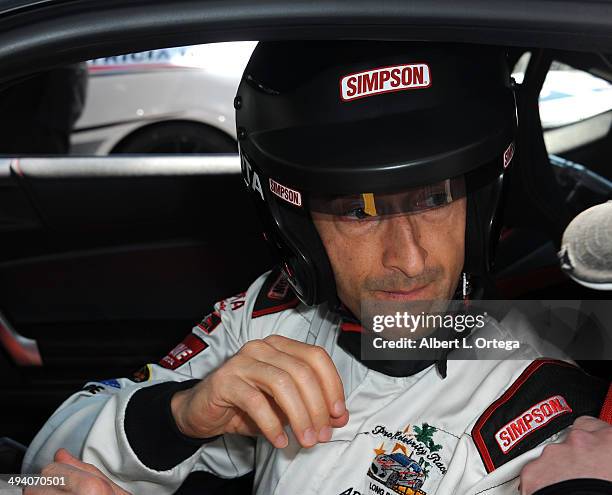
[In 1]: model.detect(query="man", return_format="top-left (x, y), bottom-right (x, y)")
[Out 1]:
top-left (23, 41), bottom-right (612, 495)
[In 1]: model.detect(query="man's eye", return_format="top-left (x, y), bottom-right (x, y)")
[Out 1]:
top-left (416, 192), bottom-right (448, 209)
top-left (343, 207), bottom-right (372, 220)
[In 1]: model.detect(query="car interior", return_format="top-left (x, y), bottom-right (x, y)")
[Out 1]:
top-left (0, 1), bottom-right (611, 493)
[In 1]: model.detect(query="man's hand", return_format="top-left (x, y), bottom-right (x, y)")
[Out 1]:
top-left (171, 335), bottom-right (349, 449)
top-left (24, 449), bottom-right (131, 495)
top-left (520, 416), bottom-right (612, 495)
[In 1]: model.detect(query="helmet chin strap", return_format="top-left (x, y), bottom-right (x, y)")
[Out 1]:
top-left (450, 271), bottom-right (472, 302)
top-left (436, 271), bottom-right (473, 379)
top-left (462, 272), bottom-right (471, 300)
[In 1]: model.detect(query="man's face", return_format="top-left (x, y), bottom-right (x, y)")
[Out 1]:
top-left (311, 188), bottom-right (466, 319)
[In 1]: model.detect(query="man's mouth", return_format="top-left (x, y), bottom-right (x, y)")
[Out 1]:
top-left (372, 284), bottom-right (431, 301)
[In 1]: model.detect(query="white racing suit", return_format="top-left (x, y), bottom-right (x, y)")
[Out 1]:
top-left (23, 267), bottom-right (608, 495)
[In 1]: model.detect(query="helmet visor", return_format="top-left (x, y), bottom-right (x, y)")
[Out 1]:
top-left (309, 176), bottom-right (466, 219)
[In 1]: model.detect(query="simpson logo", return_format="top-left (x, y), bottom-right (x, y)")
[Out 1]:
top-left (159, 333), bottom-right (208, 370)
top-left (269, 178), bottom-right (302, 207)
top-left (495, 395), bottom-right (572, 454)
top-left (503, 142), bottom-right (515, 169)
top-left (340, 63), bottom-right (431, 101)
top-left (472, 359), bottom-right (607, 473)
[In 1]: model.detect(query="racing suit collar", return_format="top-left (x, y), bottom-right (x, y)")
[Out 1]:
top-left (334, 303), bottom-right (451, 378)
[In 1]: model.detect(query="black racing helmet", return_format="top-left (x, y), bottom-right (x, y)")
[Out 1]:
top-left (236, 41), bottom-right (517, 307)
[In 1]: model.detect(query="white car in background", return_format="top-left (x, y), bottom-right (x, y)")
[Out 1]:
top-left (537, 69), bottom-right (612, 129)
top-left (70, 41), bottom-right (257, 155)
top-left (512, 54), bottom-right (612, 154)
top-left (72, 43), bottom-right (611, 156)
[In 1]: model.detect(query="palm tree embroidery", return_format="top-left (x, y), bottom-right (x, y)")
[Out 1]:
top-left (413, 423), bottom-right (443, 453)
top-left (418, 457), bottom-right (432, 481)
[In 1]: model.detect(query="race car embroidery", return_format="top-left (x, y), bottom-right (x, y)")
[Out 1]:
top-left (340, 64), bottom-right (431, 102)
top-left (366, 423), bottom-right (448, 495)
top-left (369, 452), bottom-right (427, 494)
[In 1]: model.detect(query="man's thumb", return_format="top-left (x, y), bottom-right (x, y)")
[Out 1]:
top-left (54, 449), bottom-right (103, 476)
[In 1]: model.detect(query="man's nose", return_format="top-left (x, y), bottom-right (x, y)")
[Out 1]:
top-left (380, 214), bottom-right (427, 278)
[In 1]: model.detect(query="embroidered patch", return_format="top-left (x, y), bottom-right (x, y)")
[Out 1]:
top-left (81, 379), bottom-right (122, 395)
top-left (80, 383), bottom-right (106, 395)
top-left (130, 364), bottom-right (151, 383)
top-left (159, 333), bottom-right (208, 370)
top-left (98, 378), bottom-right (121, 389)
top-left (197, 311), bottom-right (222, 334)
top-left (267, 271), bottom-right (291, 300)
top-left (471, 359), bottom-right (607, 473)
top-left (366, 423), bottom-right (448, 495)
top-left (495, 395), bottom-right (572, 454)
top-left (217, 291), bottom-right (246, 312)
top-left (252, 266), bottom-right (299, 318)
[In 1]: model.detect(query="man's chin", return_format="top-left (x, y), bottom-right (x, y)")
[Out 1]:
top-left (360, 287), bottom-right (453, 329)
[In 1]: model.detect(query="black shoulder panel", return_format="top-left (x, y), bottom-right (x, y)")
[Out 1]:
top-left (471, 358), bottom-right (608, 473)
top-left (252, 266), bottom-right (299, 319)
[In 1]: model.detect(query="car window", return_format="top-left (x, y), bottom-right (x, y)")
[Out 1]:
top-left (513, 53), bottom-right (612, 130)
top-left (512, 52), bottom-right (612, 185)
top-left (0, 42), bottom-right (257, 157)
top-left (539, 61), bottom-right (612, 130)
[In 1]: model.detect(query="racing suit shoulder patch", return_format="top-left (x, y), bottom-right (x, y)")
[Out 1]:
top-left (159, 332), bottom-right (208, 370)
top-left (471, 358), bottom-right (608, 473)
top-left (196, 311), bottom-right (222, 334)
top-left (252, 266), bottom-right (299, 319)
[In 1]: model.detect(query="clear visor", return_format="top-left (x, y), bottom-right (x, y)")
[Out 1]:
top-left (309, 176), bottom-right (466, 219)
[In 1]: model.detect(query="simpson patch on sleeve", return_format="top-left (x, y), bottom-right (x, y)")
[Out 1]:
top-left (471, 359), bottom-right (608, 473)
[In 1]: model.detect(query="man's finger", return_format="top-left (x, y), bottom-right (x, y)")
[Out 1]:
top-left (242, 340), bottom-right (333, 439)
top-left (226, 409), bottom-right (264, 437)
top-left (51, 450), bottom-right (131, 495)
top-left (41, 462), bottom-right (102, 493)
top-left (54, 449), bottom-right (110, 480)
top-left (239, 360), bottom-right (317, 447)
top-left (330, 409), bottom-right (350, 428)
top-left (571, 415), bottom-right (609, 432)
top-left (54, 449), bottom-right (88, 470)
top-left (226, 376), bottom-right (289, 448)
top-left (264, 335), bottom-right (346, 418)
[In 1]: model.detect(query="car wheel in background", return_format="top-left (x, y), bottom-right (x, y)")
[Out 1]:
top-left (111, 121), bottom-right (237, 154)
